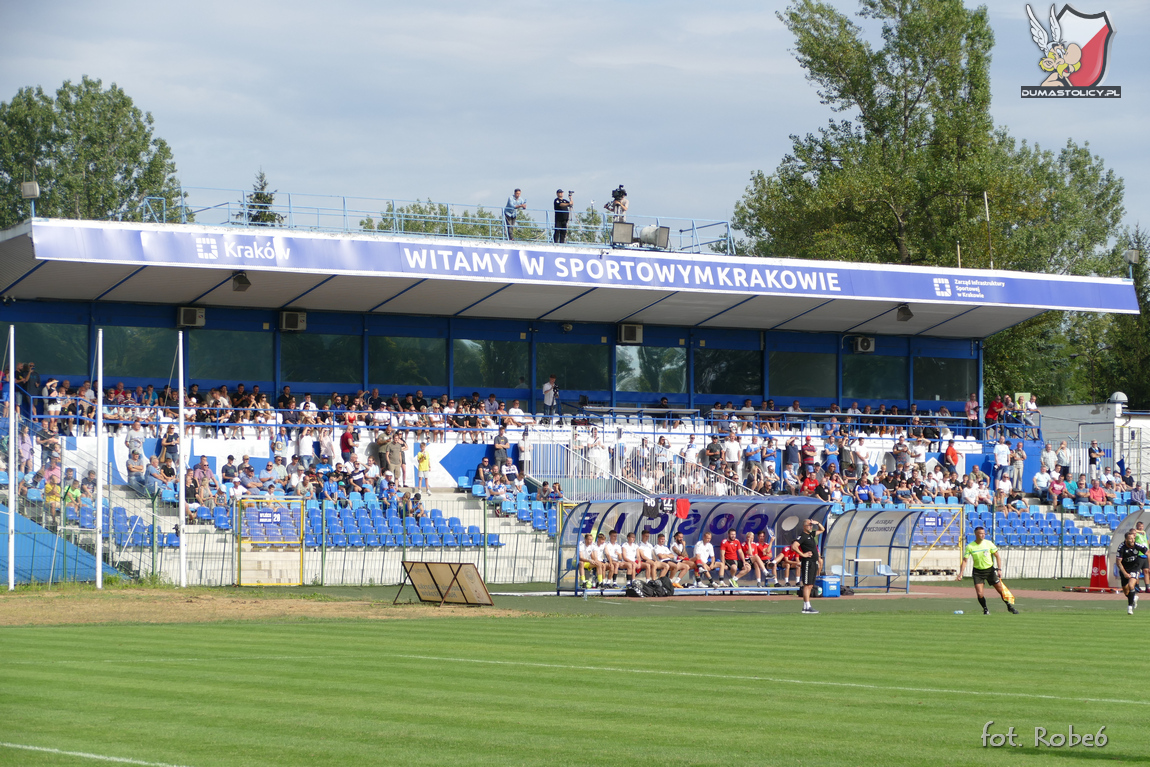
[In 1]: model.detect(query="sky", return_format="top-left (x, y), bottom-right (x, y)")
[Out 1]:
top-left (1, 0), bottom-right (1146, 231)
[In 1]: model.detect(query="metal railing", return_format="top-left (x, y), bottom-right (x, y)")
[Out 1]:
top-left (528, 441), bottom-right (646, 501)
top-left (150, 187), bottom-right (733, 255)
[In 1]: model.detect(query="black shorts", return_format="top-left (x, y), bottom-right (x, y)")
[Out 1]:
top-left (724, 559), bottom-right (740, 570)
top-left (1137, 557), bottom-right (1149, 572)
top-left (800, 557), bottom-right (818, 586)
top-left (972, 567), bottom-right (999, 586)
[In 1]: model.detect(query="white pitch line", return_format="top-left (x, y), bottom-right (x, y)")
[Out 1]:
top-left (0, 742), bottom-right (191, 767)
top-left (384, 653), bottom-right (1150, 707)
top-left (7, 654), bottom-right (324, 666)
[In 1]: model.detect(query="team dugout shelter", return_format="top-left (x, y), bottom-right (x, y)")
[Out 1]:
top-left (0, 217), bottom-right (1136, 413)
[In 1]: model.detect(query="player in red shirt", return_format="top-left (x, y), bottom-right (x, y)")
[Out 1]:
top-left (747, 531), bottom-right (776, 587)
top-left (719, 529), bottom-right (751, 587)
top-left (771, 544), bottom-right (801, 586)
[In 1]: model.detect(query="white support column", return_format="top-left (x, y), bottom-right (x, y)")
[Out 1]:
top-left (177, 331), bottom-right (187, 588)
top-left (7, 327), bottom-right (16, 591)
top-left (95, 330), bottom-right (104, 589)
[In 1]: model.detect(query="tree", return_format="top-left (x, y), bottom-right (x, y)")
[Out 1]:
top-left (0, 76), bottom-right (186, 228)
top-left (732, 0), bottom-right (1127, 402)
top-left (1098, 228), bottom-right (1150, 408)
top-left (733, 1), bottom-right (1124, 276)
top-left (236, 170), bottom-right (283, 227)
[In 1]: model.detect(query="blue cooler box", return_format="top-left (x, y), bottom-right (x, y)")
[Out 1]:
top-left (815, 575), bottom-right (841, 598)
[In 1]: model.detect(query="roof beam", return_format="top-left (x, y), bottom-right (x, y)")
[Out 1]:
top-left (843, 304), bottom-right (898, 334)
top-left (618, 292), bottom-right (679, 323)
top-left (537, 287), bottom-right (598, 320)
top-left (370, 279), bottom-right (426, 312)
top-left (281, 275), bottom-right (338, 308)
top-left (94, 266), bottom-right (148, 301)
top-left (695, 296), bottom-right (757, 327)
top-left (770, 298), bottom-right (836, 331)
top-left (454, 284), bottom-right (513, 316)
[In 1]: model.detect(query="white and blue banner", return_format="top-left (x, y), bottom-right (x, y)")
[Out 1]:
top-left (31, 220), bottom-right (1139, 312)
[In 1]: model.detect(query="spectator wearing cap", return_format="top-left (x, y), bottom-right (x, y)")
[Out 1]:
top-left (240, 465), bottom-right (263, 495)
top-left (220, 455), bottom-right (238, 485)
top-left (126, 450), bottom-right (146, 492)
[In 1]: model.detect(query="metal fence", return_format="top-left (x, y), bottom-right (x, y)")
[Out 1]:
top-left (152, 187), bottom-right (733, 255)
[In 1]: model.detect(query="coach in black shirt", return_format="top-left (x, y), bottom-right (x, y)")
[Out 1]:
top-left (794, 517), bottom-right (825, 614)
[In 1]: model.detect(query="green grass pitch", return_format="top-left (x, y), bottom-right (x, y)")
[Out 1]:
top-left (1, 588), bottom-right (1144, 766)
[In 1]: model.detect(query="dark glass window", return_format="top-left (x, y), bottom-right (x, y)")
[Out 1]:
top-left (768, 351), bottom-right (835, 398)
top-left (101, 326), bottom-right (178, 379)
top-left (453, 339), bottom-right (528, 389)
top-left (616, 346), bottom-right (686, 393)
top-left (536, 343), bottom-right (610, 391)
top-left (913, 357), bottom-right (977, 402)
top-left (189, 330), bottom-right (273, 382)
top-left (0, 322), bottom-right (87, 377)
top-left (369, 336), bottom-right (447, 387)
top-left (281, 333), bottom-right (362, 383)
top-left (695, 348), bottom-right (762, 396)
top-left (843, 355), bottom-right (908, 400)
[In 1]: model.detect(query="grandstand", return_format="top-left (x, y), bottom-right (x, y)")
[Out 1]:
top-left (0, 197), bottom-right (1141, 587)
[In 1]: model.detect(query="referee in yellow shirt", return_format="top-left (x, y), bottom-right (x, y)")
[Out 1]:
top-left (956, 526), bottom-right (1020, 615)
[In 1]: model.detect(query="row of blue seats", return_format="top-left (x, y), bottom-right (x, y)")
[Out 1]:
top-left (963, 532), bottom-right (1109, 547)
top-left (243, 531), bottom-right (509, 548)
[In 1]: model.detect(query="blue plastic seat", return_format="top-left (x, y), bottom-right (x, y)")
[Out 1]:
top-left (487, 533), bottom-right (505, 547)
top-left (408, 533), bottom-right (424, 547)
top-left (429, 508), bottom-right (443, 520)
top-left (1074, 535), bottom-right (1088, 547)
top-left (472, 484), bottom-right (485, 498)
top-left (444, 534), bottom-right (459, 547)
top-left (425, 534), bottom-right (442, 547)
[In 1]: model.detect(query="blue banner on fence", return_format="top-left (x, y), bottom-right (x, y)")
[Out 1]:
top-left (30, 220), bottom-right (1139, 312)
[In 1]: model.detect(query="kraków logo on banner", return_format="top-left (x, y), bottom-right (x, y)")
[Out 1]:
top-left (195, 237), bottom-right (219, 259)
top-left (197, 239), bottom-right (291, 261)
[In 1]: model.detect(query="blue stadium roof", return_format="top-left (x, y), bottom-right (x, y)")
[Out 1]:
top-left (0, 218), bottom-right (1137, 339)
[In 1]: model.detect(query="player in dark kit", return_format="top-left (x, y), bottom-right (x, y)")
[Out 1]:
top-left (956, 526), bottom-right (1019, 614)
top-left (793, 517), bottom-right (824, 614)
top-left (1117, 530), bottom-right (1148, 615)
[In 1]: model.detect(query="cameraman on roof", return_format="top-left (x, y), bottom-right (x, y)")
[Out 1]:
top-left (604, 185), bottom-right (628, 222)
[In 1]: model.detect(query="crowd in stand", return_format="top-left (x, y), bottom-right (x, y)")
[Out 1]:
top-left (12, 367), bottom-right (1129, 525)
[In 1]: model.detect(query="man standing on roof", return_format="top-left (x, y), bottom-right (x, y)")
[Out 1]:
top-left (504, 188), bottom-right (526, 240)
top-left (956, 526), bottom-right (1019, 615)
top-left (553, 189), bottom-right (573, 243)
